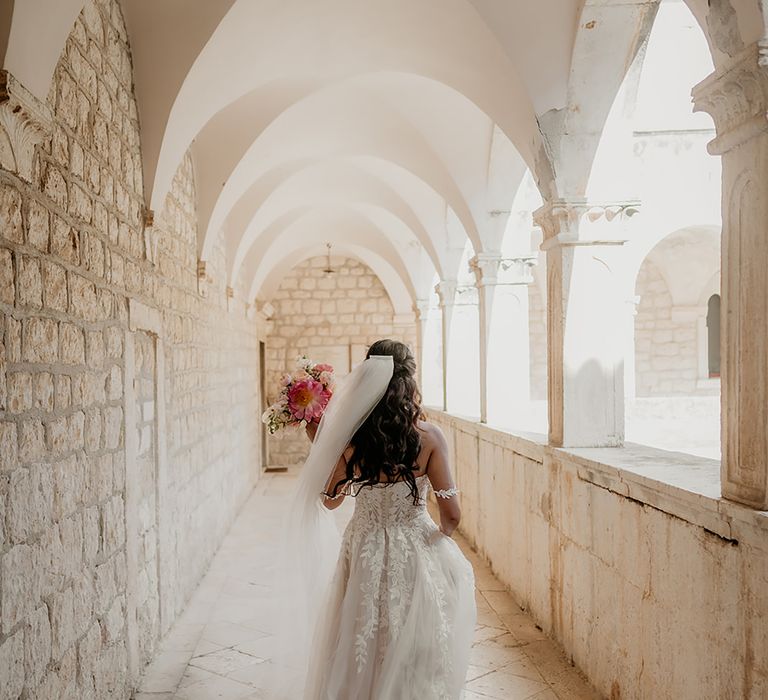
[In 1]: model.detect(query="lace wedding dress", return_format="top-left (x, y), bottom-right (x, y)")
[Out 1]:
top-left (304, 474), bottom-right (477, 699)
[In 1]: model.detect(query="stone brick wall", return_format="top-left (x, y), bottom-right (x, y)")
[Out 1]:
top-left (0, 2), bottom-right (261, 698)
top-left (131, 329), bottom-right (159, 662)
top-left (634, 260), bottom-right (712, 396)
top-left (152, 154), bottom-right (260, 633)
top-left (265, 255), bottom-right (416, 466)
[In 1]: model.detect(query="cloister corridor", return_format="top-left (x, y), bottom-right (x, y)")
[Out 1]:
top-left (136, 472), bottom-right (597, 700)
top-left (2, 0), bottom-right (768, 698)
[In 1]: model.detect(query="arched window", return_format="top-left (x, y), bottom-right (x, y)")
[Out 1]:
top-left (707, 294), bottom-right (721, 378)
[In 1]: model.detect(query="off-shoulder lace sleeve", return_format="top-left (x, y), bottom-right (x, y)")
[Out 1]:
top-left (322, 480), bottom-right (358, 501)
top-left (433, 486), bottom-right (460, 499)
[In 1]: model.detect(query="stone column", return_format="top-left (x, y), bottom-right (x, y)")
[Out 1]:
top-left (693, 44), bottom-right (768, 508)
top-left (434, 280), bottom-right (456, 412)
top-left (623, 295), bottom-right (640, 402)
top-left (446, 283), bottom-right (481, 418)
top-left (414, 298), bottom-right (445, 408)
top-left (470, 253), bottom-right (537, 424)
top-left (534, 199), bottom-right (639, 447)
top-left (414, 298), bottom-right (430, 380)
top-left (470, 254), bottom-right (498, 423)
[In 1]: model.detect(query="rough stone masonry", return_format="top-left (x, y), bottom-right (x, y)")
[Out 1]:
top-left (0, 1), bottom-right (261, 697)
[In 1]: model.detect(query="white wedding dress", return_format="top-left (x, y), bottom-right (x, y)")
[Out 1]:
top-left (304, 474), bottom-right (477, 699)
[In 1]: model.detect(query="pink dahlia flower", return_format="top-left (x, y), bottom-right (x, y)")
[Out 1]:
top-left (287, 378), bottom-right (330, 422)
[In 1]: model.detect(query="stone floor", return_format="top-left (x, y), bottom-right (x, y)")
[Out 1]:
top-left (136, 472), bottom-right (600, 700)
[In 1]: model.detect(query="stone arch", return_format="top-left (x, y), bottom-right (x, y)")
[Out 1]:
top-left (483, 169), bottom-right (545, 430)
top-left (551, 0), bottom-right (758, 200)
top-left (181, 74), bottom-right (530, 264)
top-left (235, 204), bottom-right (427, 302)
top-left (151, 0), bottom-right (549, 209)
top-left (217, 158), bottom-right (449, 285)
top-left (630, 224), bottom-right (720, 304)
top-left (195, 75), bottom-right (511, 271)
top-left (632, 225), bottom-right (720, 397)
top-left (587, 0), bottom-right (717, 203)
top-left (254, 244), bottom-right (414, 318)
top-left (244, 207), bottom-right (421, 312)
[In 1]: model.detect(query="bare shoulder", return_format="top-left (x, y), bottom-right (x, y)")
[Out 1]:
top-left (417, 420), bottom-right (447, 450)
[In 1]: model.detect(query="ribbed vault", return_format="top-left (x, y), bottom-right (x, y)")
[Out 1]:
top-left (1, 0), bottom-right (758, 312)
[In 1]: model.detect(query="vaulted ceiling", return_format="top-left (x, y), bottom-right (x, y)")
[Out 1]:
top-left (1, 0), bottom-right (760, 311)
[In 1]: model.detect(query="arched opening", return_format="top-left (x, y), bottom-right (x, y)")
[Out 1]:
top-left (420, 277), bottom-right (444, 408)
top-left (486, 169), bottom-right (545, 434)
top-left (445, 241), bottom-right (481, 419)
top-left (586, 0), bottom-right (721, 458)
top-left (628, 227), bottom-right (720, 457)
top-left (262, 253), bottom-right (416, 467)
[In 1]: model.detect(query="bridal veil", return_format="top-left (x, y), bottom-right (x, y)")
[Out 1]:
top-left (265, 355), bottom-right (394, 698)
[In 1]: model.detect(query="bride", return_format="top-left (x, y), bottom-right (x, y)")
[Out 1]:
top-left (269, 339), bottom-right (476, 700)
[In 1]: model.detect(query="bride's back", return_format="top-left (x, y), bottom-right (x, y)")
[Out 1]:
top-left (326, 339), bottom-right (426, 504)
top-left (349, 475), bottom-right (431, 531)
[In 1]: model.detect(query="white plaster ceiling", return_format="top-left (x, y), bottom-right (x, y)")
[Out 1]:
top-left (2, 0), bottom-right (751, 309)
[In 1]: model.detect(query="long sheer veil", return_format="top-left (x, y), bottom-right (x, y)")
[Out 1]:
top-left (265, 355), bottom-right (394, 698)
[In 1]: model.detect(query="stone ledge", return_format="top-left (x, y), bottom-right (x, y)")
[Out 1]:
top-left (428, 409), bottom-right (768, 548)
top-left (565, 443), bottom-right (768, 547)
top-left (563, 444), bottom-right (735, 541)
top-left (425, 408), bottom-right (546, 463)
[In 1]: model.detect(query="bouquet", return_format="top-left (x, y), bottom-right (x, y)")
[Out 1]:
top-left (261, 356), bottom-right (336, 435)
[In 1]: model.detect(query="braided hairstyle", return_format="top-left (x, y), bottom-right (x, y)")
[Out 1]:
top-left (327, 339), bottom-right (425, 504)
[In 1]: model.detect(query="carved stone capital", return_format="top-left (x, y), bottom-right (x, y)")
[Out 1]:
top-left (256, 314), bottom-right (274, 338)
top-left (258, 301), bottom-right (275, 319)
top-left (255, 301), bottom-right (275, 337)
top-left (693, 44), bottom-right (768, 155)
top-left (534, 198), bottom-right (639, 246)
top-left (413, 298), bottom-right (432, 320)
top-left (470, 252), bottom-right (538, 286)
top-left (143, 209), bottom-right (159, 265)
top-left (469, 252), bottom-right (502, 287)
top-left (627, 294), bottom-right (641, 317)
top-left (760, 38), bottom-right (768, 68)
top-left (454, 284), bottom-right (478, 306)
top-left (434, 280), bottom-right (457, 307)
top-left (197, 260), bottom-right (212, 298)
top-left (499, 255), bottom-right (538, 285)
top-left (0, 71), bottom-right (53, 182)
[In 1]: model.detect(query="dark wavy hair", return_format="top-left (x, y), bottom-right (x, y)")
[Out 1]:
top-left (327, 339), bottom-right (425, 504)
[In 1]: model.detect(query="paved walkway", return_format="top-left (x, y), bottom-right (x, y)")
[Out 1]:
top-left (136, 472), bottom-right (599, 700)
